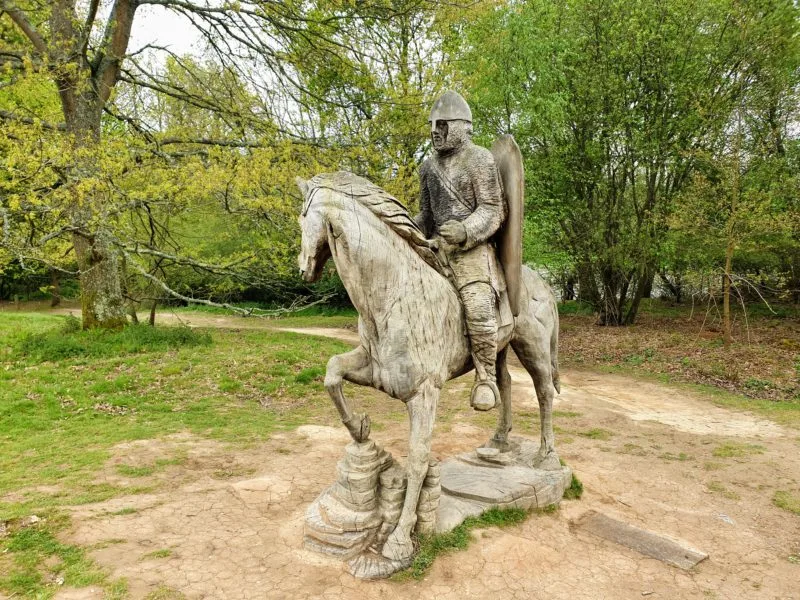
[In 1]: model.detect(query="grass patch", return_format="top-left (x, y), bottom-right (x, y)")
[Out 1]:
top-left (578, 428), bottom-right (613, 440)
top-left (563, 474), bottom-right (584, 500)
top-left (553, 410), bottom-right (581, 418)
top-left (706, 481), bottom-right (740, 500)
top-left (0, 312), bottom-right (356, 524)
top-left (116, 464), bottom-right (156, 477)
top-left (141, 548), bottom-right (172, 560)
top-left (397, 507), bottom-right (531, 580)
top-left (15, 321), bottom-right (211, 361)
top-left (109, 507), bottom-right (138, 516)
top-left (772, 490), bottom-right (800, 515)
top-left (712, 443), bottom-right (766, 458)
top-left (1, 311), bottom-right (375, 597)
top-left (660, 452), bottom-right (693, 462)
top-left (0, 517), bottom-right (118, 599)
top-left (145, 585), bottom-right (187, 599)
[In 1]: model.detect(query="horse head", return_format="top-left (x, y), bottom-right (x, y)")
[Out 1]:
top-left (296, 176), bottom-right (332, 283)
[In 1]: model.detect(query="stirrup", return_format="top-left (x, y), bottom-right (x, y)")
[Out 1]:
top-left (470, 380), bottom-right (499, 411)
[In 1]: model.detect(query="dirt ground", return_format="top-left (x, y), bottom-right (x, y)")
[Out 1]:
top-left (8, 317), bottom-right (800, 599)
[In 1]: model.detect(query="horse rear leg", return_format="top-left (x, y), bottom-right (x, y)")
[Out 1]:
top-left (511, 326), bottom-right (560, 471)
top-left (325, 346), bottom-right (372, 442)
top-left (382, 379), bottom-right (439, 562)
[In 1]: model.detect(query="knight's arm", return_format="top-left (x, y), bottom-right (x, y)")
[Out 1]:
top-left (460, 153), bottom-right (505, 250)
top-left (414, 163), bottom-right (434, 238)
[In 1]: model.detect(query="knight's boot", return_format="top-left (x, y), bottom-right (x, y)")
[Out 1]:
top-left (469, 331), bottom-right (499, 411)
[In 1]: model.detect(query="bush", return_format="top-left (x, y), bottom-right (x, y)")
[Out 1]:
top-left (16, 322), bottom-right (212, 361)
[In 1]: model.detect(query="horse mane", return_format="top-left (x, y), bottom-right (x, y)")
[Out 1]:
top-left (306, 171), bottom-right (450, 279)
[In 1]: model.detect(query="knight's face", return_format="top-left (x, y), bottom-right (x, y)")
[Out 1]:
top-left (431, 120), bottom-right (449, 151)
top-left (431, 119), bottom-right (470, 154)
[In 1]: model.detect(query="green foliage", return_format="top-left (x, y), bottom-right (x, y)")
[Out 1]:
top-left (16, 322), bottom-right (212, 361)
top-left (458, 0), bottom-right (800, 324)
top-left (563, 474), bottom-right (584, 500)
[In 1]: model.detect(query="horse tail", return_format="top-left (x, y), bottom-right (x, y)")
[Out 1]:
top-left (550, 298), bottom-right (561, 394)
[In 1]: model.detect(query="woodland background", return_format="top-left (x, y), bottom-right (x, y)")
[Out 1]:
top-left (1, 0), bottom-right (798, 332)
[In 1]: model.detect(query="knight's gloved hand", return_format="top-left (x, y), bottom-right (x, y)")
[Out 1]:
top-left (439, 220), bottom-right (467, 245)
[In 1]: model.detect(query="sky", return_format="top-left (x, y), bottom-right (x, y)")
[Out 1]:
top-left (129, 5), bottom-right (203, 57)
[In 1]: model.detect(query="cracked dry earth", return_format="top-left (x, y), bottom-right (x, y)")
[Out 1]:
top-left (33, 325), bottom-right (800, 600)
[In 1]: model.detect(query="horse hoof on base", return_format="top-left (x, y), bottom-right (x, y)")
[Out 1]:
top-left (533, 452), bottom-right (562, 471)
top-left (470, 382), bottom-right (498, 411)
top-left (382, 531), bottom-right (414, 561)
top-left (483, 436), bottom-right (511, 453)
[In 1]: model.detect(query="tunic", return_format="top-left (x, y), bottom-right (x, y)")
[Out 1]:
top-left (415, 142), bottom-right (505, 291)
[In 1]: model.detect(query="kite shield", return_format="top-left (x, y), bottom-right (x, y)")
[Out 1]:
top-left (491, 134), bottom-right (524, 317)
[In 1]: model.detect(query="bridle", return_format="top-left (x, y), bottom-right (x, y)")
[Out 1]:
top-left (301, 185), bottom-right (322, 217)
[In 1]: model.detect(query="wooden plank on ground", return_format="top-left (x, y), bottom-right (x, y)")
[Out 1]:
top-left (574, 510), bottom-right (708, 570)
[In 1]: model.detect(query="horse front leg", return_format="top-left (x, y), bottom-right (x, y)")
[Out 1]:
top-left (325, 346), bottom-right (372, 442)
top-left (382, 379), bottom-right (439, 562)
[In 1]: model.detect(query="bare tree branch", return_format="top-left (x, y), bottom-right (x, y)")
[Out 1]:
top-left (0, 109), bottom-right (66, 130)
top-left (1, 1), bottom-right (48, 54)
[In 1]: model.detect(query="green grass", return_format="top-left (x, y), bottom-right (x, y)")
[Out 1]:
top-left (0, 515), bottom-right (124, 599)
top-left (15, 320), bottom-right (212, 361)
top-left (706, 481), bottom-right (740, 500)
top-left (562, 474), bottom-right (583, 500)
top-left (578, 428), bottom-right (614, 440)
top-left (141, 548), bottom-right (173, 560)
top-left (109, 507), bottom-right (138, 516)
top-left (396, 507), bottom-right (533, 580)
top-left (0, 311), bottom-right (363, 597)
top-left (772, 490), bottom-right (800, 515)
top-left (145, 585), bottom-right (187, 599)
top-left (0, 313), bottom-right (352, 519)
top-left (660, 452), bottom-right (693, 462)
top-left (712, 442), bottom-right (766, 458)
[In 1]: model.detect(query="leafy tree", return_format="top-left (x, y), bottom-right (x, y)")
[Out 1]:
top-left (457, 0), bottom-right (800, 324)
top-left (0, 0), bottom-right (437, 325)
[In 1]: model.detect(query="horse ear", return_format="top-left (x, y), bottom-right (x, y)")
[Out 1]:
top-left (295, 176), bottom-right (309, 198)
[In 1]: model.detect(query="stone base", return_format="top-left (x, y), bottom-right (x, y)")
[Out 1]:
top-left (436, 437), bottom-right (572, 533)
top-left (304, 436), bottom-right (570, 579)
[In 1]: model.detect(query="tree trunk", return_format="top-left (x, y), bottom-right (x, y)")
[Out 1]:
top-left (72, 230), bottom-right (127, 329)
top-left (640, 269), bottom-right (655, 299)
top-left (49, 269), bottom-right (61, 307)
top-left (576, 263), bottom-right (601, 307)
top-left (149, 300), bottom-right (157, 326)
top-left (66, 98), bottom-right (128, 330)
top-left (723, 238), bottom-right (734, 346)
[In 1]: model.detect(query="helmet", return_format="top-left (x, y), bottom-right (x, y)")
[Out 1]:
top-left (429, 91), bottom-right (472, 131)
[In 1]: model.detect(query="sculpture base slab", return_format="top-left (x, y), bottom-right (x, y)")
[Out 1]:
top-left (304, 436), bottom-right (570, 579)
top-left (436, 437), bottom-right (572, 533)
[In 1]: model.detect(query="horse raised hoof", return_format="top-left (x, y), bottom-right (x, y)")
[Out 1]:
top-left (470, 381), bottom-right (499, 411)
top-left (343, 413), bottom-right (371, 442)
top-left (382, 529), bottom-right (415, 561)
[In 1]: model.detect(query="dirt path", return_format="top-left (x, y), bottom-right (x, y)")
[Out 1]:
top-left (31, 316), bottom-right (800, 599)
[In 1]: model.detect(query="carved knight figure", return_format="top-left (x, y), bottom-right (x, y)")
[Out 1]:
top-left (415, 90), bottom-right (506, 412)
